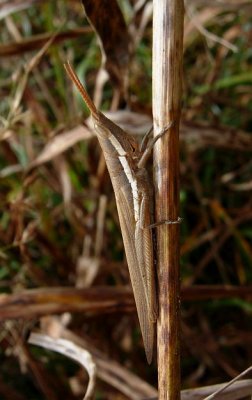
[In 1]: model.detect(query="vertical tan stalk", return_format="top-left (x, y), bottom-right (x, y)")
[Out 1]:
top-left (152, 1), bottom-right (184, 399)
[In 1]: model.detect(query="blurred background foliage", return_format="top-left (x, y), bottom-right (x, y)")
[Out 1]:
top-left (0, 0), bottom-right (252, 399)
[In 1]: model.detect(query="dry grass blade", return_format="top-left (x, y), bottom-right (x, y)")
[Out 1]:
top-left (130, 1), bottom-right (153, 51)
top-left (185, 0), bottom-right (238, 52)
top-left (77, 195), bottom-right (107, 288)
top-left (0, 0), bottom-right (43, 19)
top-left (228, 181), bottom-right (252, 191)
top-left (62, 329), bottom-right (158, 400)
top-left (1, 26), bottom-right (62, 136)
top-left (145, 380), bottom-right (252, 400)
top-left (27, 126), bottom-right (92, 170)
top-left (0, 28), bottom-right (92, 57)
top-left (189, 0), bottom-right (252, 10)
top-left (180, 124), bottom-right (252, 152)
top-left (1, 285), bottom-right (252, 322)
top-left (0, 286), bottom-right (134, 321)
top-left (136, 380), bottom-right (252, 400)
top-left (28, 332), bottom-right (96, 400)
top-left (182, 380), bottom-right (252, 400)
top-left (203, 366), bottom-right (252, 400)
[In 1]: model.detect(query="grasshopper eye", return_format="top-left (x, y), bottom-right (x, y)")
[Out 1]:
top-left (129, 140), bottom-right (138, 152)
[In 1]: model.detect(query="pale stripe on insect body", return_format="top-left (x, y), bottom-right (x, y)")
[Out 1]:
top-left (65, 62), bottom-right (157, 363)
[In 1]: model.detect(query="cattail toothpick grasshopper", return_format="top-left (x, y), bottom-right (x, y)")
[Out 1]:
top-left (65, 62), bottom-right (172, 363)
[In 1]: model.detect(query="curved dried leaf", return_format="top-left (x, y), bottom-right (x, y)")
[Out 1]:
top-left (28, 126), bottom-right (92, 169)
top-left (29, 332), bottom-right (96, 400)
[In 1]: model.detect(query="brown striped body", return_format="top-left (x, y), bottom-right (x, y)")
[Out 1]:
top-left (65, 62), bottom-right (157, 363)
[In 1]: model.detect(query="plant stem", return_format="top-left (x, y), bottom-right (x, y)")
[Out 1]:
top-left (152, 1), bottom-right (184, 399)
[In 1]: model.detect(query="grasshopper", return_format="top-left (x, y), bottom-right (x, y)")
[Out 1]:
top-left (65, 62), bottom-right (172, 363)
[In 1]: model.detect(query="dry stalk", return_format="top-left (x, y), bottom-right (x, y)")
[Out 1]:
top-left (152, 1), bottom-right (184, 399)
